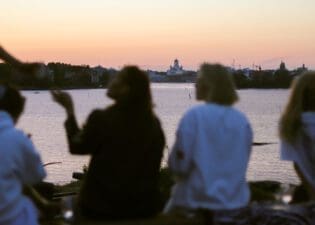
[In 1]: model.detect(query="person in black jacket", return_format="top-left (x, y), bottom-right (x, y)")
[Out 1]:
top-left (51, 66), bottom-right (165, 220)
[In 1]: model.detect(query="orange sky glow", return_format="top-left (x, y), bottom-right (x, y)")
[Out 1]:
top-left (1, 0), bottom-right (315, 70)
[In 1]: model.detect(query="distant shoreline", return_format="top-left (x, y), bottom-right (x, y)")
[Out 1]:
top-left (20, 83), bottom-right (290, 91)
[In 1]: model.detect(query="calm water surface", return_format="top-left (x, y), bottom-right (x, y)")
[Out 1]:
top-left (18, 84), bottom-right (298, 184)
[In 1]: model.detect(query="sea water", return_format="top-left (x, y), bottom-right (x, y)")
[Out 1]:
top-left (18, 84), bottom-right (298, 184)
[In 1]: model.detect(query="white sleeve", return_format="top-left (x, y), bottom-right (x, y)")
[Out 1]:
top-left (168, 114), bottom-right (195, 177)
top-left (20, 135), bottom-right (46, 185)
top-left (280, 140), bottom-right (297, 162)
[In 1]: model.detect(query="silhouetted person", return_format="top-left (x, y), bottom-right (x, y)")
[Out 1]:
top-left (279, 71), bottom-right (315, 201)
top-left (51, 66), bottom-right (165, 220)
top-left (0, 84), bottom-right (50, 225)
top-left (164, 63), bottom-right (253, 223)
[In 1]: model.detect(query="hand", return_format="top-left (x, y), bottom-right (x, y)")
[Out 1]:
top-left (51, 90), bottom-right (74, 115)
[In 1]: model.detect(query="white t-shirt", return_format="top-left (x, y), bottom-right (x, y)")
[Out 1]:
top-left (165, 103), bottom-right (253, 211)
top-left (281, 112), bottom-right (315, 190)
top-left (0, 111), bottom-right (46, 225)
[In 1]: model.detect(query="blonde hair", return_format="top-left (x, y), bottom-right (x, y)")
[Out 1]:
top-left (199, 63), bottom-right (238, 105)
top-left (279, 71), bottom-right (315, 143)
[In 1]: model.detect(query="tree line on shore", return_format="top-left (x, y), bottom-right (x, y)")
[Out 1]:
top-left (233, 62), bottom-right (307, 89)
top-left (0, 61), bottom-right (308, 89)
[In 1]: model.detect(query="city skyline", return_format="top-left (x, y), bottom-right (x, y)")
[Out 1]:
top-left (1, 0), bottom-right (315, 70)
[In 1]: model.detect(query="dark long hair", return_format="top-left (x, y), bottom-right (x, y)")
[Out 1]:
top-left (279, 71), bottom-right (315, 144)
top-left (116, 66), bottom-right (153, 114)
top-left (0, 84), bottom-right (25, 120)
top-left (109, 66), bottom-right (158, 147)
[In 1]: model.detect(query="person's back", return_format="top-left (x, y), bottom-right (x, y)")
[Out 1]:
top-left (168, 103), bottom-right (251, 210)
top-left (52, 66), bottom-right (165, 220)
top-left (279, 71), bottom-right (315, 201)
top-left (0, 85), bottom-right (46, 225)
top-left (165, 63), bottom-right (253, 220)
top-left (78, 105), bottom-right (164, 219)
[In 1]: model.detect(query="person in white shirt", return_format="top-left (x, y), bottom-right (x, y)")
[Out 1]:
top-left (164, 63), bottom-right (253, 222)
top-left (279, 71), bottom-right (315, 201)
top-left (0, 84), bottom-right (47, 225)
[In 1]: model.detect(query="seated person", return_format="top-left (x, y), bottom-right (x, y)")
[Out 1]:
top-left (279, 71), bottom-right (315, 201)
top-left (164, 63), bottom-right (253, 223)
top-left (51, 66), bottom-right (165, 220)
top-left (0, 84), bottom-right (47, 225)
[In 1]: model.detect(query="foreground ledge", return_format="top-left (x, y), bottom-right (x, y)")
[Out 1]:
top-left (75, 215), bottom-right (204, 225)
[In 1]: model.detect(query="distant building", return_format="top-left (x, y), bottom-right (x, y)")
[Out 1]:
top-left (296, 64), bottom-right (308, 73)
top-left (166, 59), bottom-right (185, 76)
top-left (147, 70), bottom-right (166, 82)
top-left (279, 61), bottom-right (287, 71)
top-left (291, 64), bottom-right (308, 77)
top-left (64, 71), bottom-right (76, 80)
top-left (37, 64), bottom-right (54, 82)
top-left (91, 65), bottom-right (106, 84)
top-left (242, 68), bottom-right (251, 78)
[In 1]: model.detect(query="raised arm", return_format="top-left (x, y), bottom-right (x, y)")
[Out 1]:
top-left (51, 90), bottom-right (75, 117)
top-left (51, 90), bottom-right (102, 155)
top-left (0, 45), bottom-right (21, 66)
top-left (51, 90), bottom-right (81, 152)
top-left (0, 45), bottom-right (40, 74)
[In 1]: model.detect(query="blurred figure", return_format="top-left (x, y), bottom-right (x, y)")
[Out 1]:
top-left (51, 66), bottom-right (165, 220)
top-left (279, 71), bottom-right (315, 201)
top-left (0, 84), bottom-right (48, 225)
top-left (164, 63), bottom-right (253, 223)
top-left (0, 45), bottom-right (40, 75)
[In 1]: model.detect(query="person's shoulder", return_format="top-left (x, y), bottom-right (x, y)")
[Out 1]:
top-left (10, 129), bottom-right (37, 153)
top-left (177, 105), bottom-right (205, 128)
top-left (88, 105), bottom-right (123, 125)
top-left (182, 104), bottom-right (205, 118)
top-left (88, 106), bottom-right (113, 119)
top-left (152, 114), bottom-right (163, 127)
top-left (5, 127), bottom-right (28, 143)
top-left (183, 103), bottom-right (227, 118)
top-left (89, 108), bottom-right (105, 117)
top-left (229, 107), bottom-right (250, 123)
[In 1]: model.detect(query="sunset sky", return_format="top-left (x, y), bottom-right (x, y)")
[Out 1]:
top-left (1, 0), bottom-right (315, 70)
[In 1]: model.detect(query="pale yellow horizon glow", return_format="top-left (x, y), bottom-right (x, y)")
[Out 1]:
top-left (1, 0), bottom-right (315, 70)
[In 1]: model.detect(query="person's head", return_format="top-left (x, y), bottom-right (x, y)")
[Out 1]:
top-left (107, 66), bottom-right (153, 111)
top-left (196, 63), bottom-right (238, 105)
top-left (0, 84), bottom-right (25, 123)
top-left (279, 71), bottom-right (315, 143)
